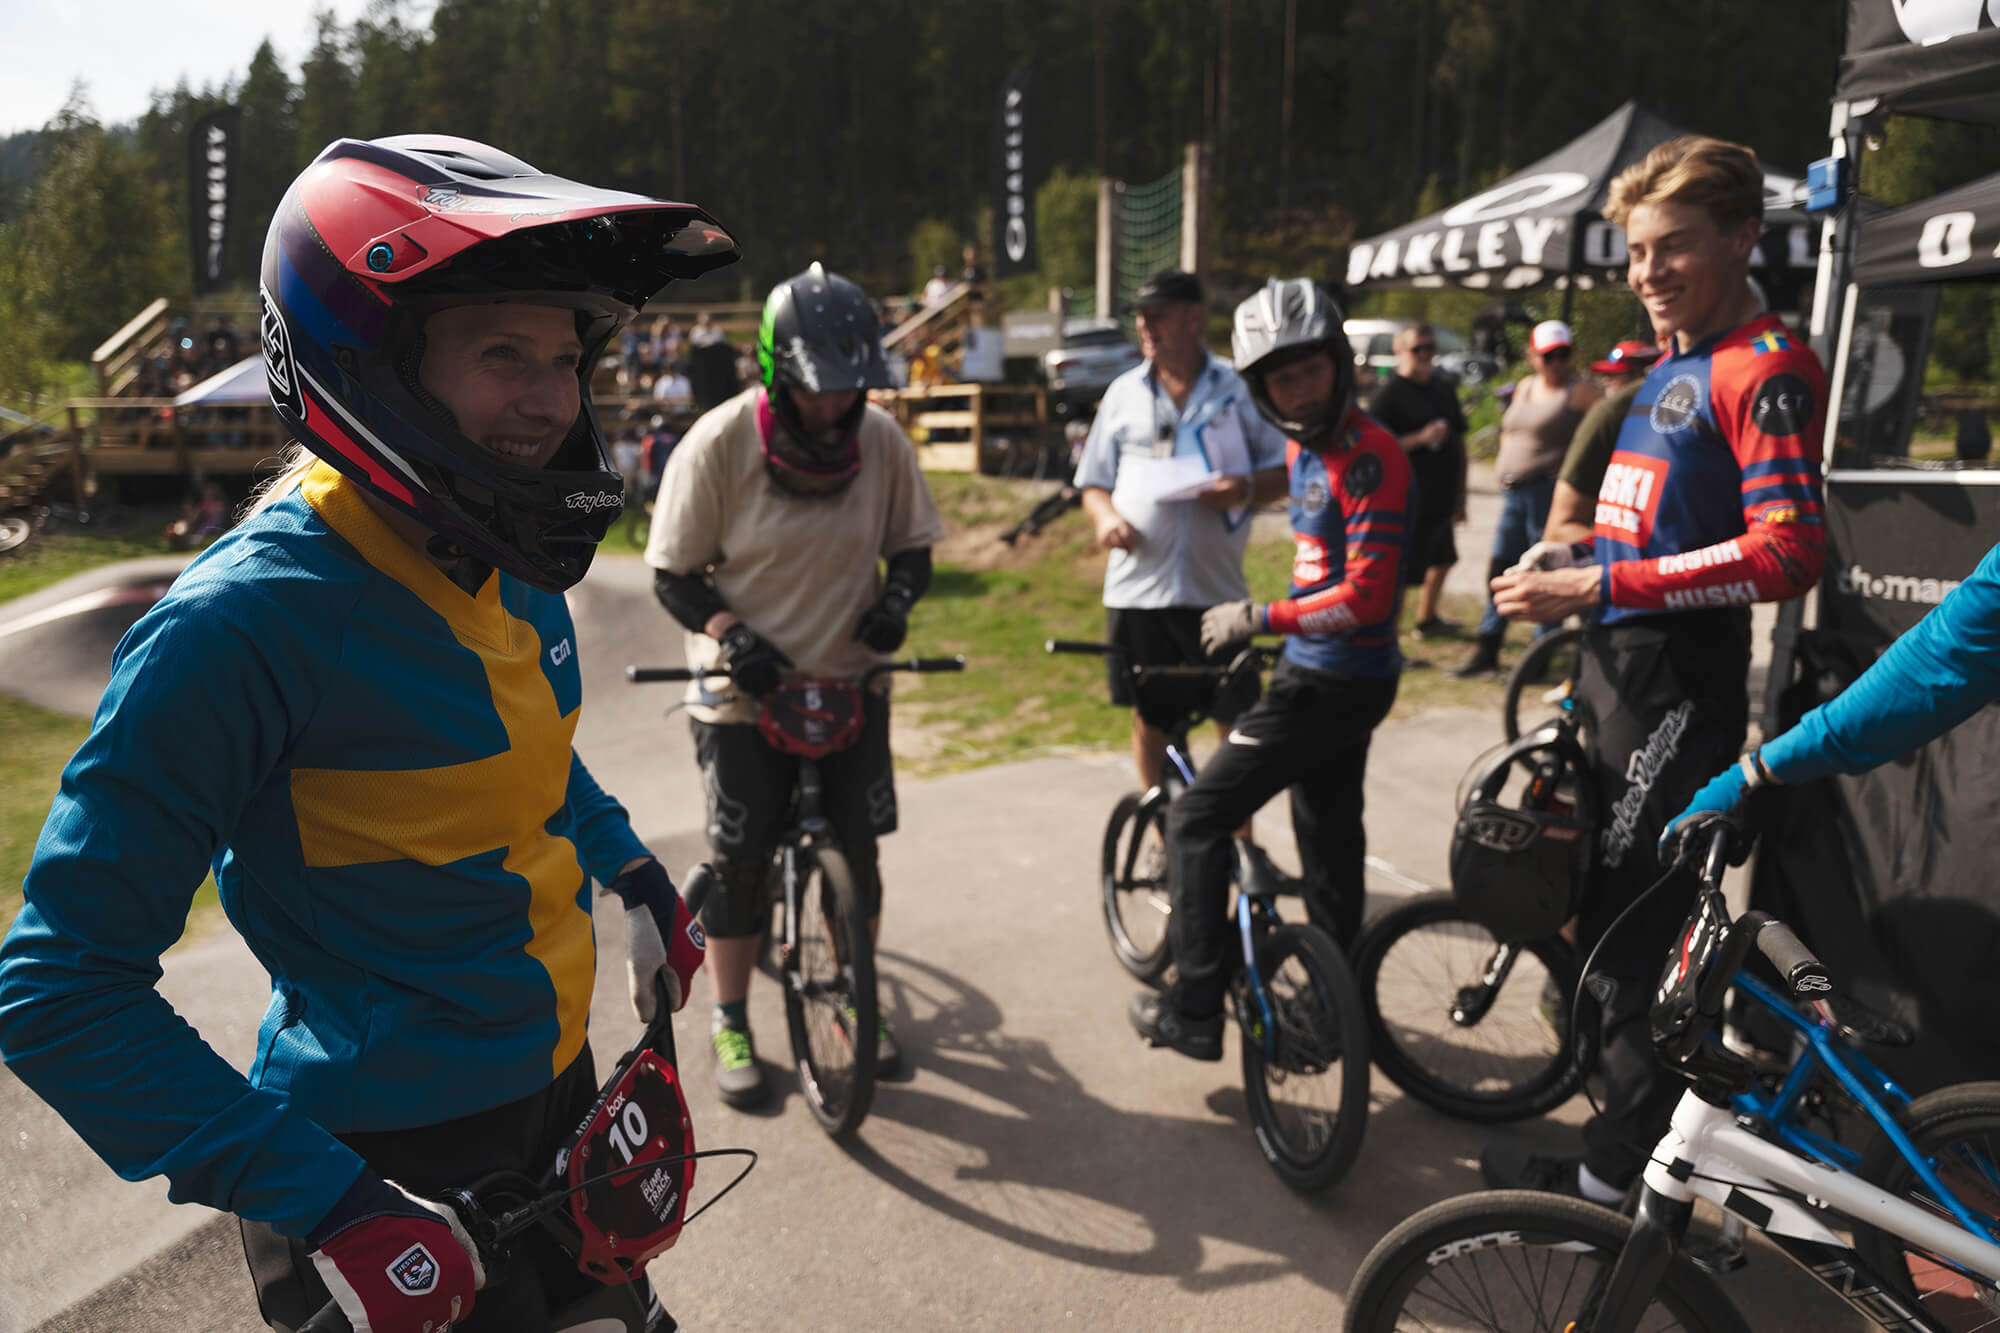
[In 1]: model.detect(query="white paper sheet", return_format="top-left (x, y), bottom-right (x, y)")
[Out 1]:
top-left (1112, 453), bottom-right (1221, 507)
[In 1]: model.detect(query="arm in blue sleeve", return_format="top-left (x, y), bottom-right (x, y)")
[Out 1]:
top-left (566, 751), bottom-right (651, 884)
top-left (0, 583), bottom-right (364, 1237)
top-left (1763, 540), bottom-right (2000, 785)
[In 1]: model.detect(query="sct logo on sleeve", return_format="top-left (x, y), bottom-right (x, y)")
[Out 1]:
top-left (1752, 375), bottom-right (1815, 438)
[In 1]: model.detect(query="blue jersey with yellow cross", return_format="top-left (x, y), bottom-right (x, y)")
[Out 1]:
top-left (0, 462), bottom-right (648, 1237)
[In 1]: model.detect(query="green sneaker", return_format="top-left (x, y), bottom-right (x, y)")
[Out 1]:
top-left (842, 1006), bottom-right (902, 1074)
top-left (711, 1022), bottom-right (767, 1108)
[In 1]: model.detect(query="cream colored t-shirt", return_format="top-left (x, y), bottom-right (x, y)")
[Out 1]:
top-left (643, 387), bottom-right (946, 724)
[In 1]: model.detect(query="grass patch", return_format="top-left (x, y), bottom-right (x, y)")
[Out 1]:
top-left (0, 695), bottom-right (220, 943)
top-left (0, 512), bottom-right (171, 607)
top-left (893, 472), bottom-right (1512, 776)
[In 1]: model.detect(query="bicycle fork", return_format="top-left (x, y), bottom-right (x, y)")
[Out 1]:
top-left (1235, 896), bottom-right (1278, 1060)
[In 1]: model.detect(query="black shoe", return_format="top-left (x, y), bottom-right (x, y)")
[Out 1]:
top-left (1479, 1144), bottom-right (1587, 1198)
top-left (1412, 616), bottom-right (1460, 641)
top-left (1234, 840), bottom-right (1292, 898)
top-left (1129, 993), bottom-right (1224, 1061)
top-left (1452, 639), bottom-right (1503, 679)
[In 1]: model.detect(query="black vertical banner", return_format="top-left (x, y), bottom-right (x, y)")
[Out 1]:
top-left (187, 106), bottom-right (241, 296)
top-left (994, 63), bottom-right (1036, 277)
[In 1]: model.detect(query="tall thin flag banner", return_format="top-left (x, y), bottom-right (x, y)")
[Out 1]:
top-left (187, 106), bottom-right (241, 296)
top-left (994, 63), bottom-right (1036, 277)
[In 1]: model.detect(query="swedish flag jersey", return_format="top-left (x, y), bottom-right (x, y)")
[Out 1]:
top-left (0, 464), bottom-right (648, 1235)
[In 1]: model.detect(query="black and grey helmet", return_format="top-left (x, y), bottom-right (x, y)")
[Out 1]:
top-left (754, 262), bottom-right (891, 495)
top-left (1231, 277), bottom-right (1353, 443)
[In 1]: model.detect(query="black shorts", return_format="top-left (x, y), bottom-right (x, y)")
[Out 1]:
top-left (1406, 516), bottom-right (1457, 577)
top-left (240, 1051), bottom-right (664, 1332)
top-left (1104, 606), bottom-right (1260, 731)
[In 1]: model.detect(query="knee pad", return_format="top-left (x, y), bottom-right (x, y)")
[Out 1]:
top-left (700, 852), bottom-right (774, 939)
top-left (838, 844), bottom-right (883, 921)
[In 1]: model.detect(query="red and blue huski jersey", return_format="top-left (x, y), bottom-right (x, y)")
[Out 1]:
top-left (1266, 411), bottom-right (1410, 678)
top-left (1590, 314), bottom-right (1826, 625)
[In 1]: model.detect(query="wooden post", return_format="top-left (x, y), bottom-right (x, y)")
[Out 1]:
top-left (1096, 177), bottom-right (1120, 321)
top-left (67, 405), bottom-right (85, 512)
top-left (1180, 141), bottom-right (1211, 286)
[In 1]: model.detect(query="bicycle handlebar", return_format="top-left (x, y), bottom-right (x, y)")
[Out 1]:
top-left (1752, 917), bottom-right (1834, 1002)
top-left (1044, 639), bottom-right (1117, 656)
top-left (626, 656), bottom-right (966, 686)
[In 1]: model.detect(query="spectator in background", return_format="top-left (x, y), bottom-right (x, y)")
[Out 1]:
top-left (1454, 319), bottom-right (1600, 677)
top-left (960, 243), bottom-right (987, 313)
top-left (205, 316), bottom-right (241, 372)
top-left (1366, 322), bottom-right (1467, 642)
top-left (652, 363), bottom-right (693, 409)
top-left (907, 343), bottom-right (945, 390)
top-left (1073, 268), bottom-right (1290, 797)
top-left (688, 332), bottom-right (742, 412)
top-left (1543, 338), bottom-right (1664, 546)
top-left (661, 319), bottom-right (685, 368)
top-left (612, 427), bottom-right (645, 507)
top-left (922, 265), bottom-right (953, 308)
top-left (641, 414), bottom-right (680, 500)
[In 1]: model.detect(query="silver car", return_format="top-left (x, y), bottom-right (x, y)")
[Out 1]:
top-left (1343, 317), bottom-right (1498, 388)
top-left (1042, 319), bottom-right (1144, 420)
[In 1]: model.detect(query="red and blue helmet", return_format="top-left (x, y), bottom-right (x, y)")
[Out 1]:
top-left (260, 134), bottom-right (740, 590)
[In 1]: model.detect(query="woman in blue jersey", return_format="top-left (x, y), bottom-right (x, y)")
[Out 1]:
top-left (1662, 540), bottom-right (2000, 850)
top-left (0, 137), bottom-right (739, 1333)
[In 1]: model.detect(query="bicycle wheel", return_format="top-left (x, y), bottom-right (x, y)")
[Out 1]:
top-left (1855, 1081), bottom-right (2000, 1329)
top-left (1502, 625), bottom-right (1586, 742)
top-left (1238, 922), bottom-right (1370, 1193)
top-left (1343, 1189), bottom-right (1749, 1333)
top-left (1100, 792), bottom-right (1173, 984)
top-left (1354, 891), bottom-right (1591, 1123)
top-left (780, 845), bottom-right (877, 1136)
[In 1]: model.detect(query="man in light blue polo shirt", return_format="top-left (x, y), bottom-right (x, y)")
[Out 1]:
top-left (1074, 269), bottom-right (1289, 792)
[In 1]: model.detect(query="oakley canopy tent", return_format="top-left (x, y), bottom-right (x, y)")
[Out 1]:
top-left (1342, 101), bottom-right (1817, 319)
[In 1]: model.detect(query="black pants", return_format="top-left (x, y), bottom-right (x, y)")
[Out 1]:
top-left (1573, 611), bottom-right (1750, 1187)
top-left (691, 695), bottom-right (896, 938)
top-left (1167, 660), bottom-right (1398, 1017)
top-left (241, 1050), bottom-right (662, 1332)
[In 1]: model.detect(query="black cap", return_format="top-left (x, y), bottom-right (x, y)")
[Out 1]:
top-left (1133, 269), bottom-right (1203, 308)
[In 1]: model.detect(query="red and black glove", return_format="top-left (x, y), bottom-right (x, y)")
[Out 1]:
top-left (609, 858), bottom-right (705, 1021)
top-left (306, 1172), bottom-right (483, 1333)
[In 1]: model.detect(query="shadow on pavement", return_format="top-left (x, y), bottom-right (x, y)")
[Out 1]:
top-left (843, 948), bottom-right (1373, 1297)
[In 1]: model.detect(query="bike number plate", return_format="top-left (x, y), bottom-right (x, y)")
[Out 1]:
top-left (566, 1050), bottom-right (694, 1284)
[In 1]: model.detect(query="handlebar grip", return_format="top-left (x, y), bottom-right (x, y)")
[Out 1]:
top-left (906, 655), bottom-right (966, 673)
top-left (1044, 639), bottom-right (1115, 656)
top-left (626, 666), bottom-right (694, 683)
top-left (299, 1299), bottom-right (352, 1333)
top-left (1756, 919), bottom-right (1834, 1001)
top-left (680, 862), bottom-right (715, 918)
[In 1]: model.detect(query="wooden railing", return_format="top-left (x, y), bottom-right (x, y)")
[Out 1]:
top-left (91, 297), bottom-right (172, 399)
top-left (878, 382), bottom-right (1045, 473)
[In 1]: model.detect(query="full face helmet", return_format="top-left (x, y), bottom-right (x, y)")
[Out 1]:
top-left (1231, 277), bottom-right (1355, 444)
top-left (754, 262), bottom-right (891, 497)
top-left (259, 134), bottom-right (740, 591)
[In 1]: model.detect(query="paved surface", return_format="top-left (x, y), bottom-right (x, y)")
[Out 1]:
top-left (0, 475), bottom-right (1830, 1332)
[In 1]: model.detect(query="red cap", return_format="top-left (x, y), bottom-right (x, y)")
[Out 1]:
top-left (1590, 340), bottom-right (1664, 376)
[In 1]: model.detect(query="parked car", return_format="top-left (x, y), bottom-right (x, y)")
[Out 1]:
top-left (1343, 317), bottom-right (1502, 390)
top-left (1042, 318), bottom-right (1144, 421)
